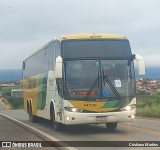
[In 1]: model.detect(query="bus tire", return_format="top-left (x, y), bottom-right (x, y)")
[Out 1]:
top-left (50, 105), bottom-right (64, 131)
top-left (106, 122), bottom-right (118, 130)
top-left (28, 103), bottom-right (37, 123)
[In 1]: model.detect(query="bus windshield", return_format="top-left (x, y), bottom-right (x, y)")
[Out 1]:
top-left (64, 60), bottom-right (135, 100)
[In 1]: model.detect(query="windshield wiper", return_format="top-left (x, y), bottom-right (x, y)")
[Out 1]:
top-left (102, 67), bottom-right (121, 100)
top-left (85, 69), bottom-right (100, 99)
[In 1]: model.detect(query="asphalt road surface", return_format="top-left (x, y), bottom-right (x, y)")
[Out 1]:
top-left (0, 114), bottom-right (58, 150)
top-left (0, 110), bottom-right (160, 150)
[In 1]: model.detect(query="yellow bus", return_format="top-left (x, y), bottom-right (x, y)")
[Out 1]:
top-left (22, 33), bottom-right (145, 130)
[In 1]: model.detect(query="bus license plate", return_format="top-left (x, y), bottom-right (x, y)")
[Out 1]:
top-left (96, 116), bottom-right (108, 121)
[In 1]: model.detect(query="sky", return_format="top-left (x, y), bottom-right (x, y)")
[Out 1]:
top-left (0, 0), bottom-right (160, 69)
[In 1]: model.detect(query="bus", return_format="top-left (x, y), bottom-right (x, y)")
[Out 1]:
top-left (22, 33), bottom-right (145, 130)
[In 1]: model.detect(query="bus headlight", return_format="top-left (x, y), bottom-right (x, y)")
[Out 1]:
top-left (120, 104), bottom-right (136, 111)
top-left (64, 107), bottom-right (83, 112)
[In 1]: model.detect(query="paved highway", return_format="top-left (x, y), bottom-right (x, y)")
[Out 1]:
top-left (0, 110), bottom-right (160, 150)
top-left (0, 114), bottom-right (58, 150)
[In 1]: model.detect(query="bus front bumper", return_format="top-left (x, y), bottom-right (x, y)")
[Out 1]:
top-left (64, 109), bottom-right (135, 125)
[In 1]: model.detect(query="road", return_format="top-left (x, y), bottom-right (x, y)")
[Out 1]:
top-left (0, 113), bottom-right (59, 150)
top-left (0, 110), bottom-right (160, 150)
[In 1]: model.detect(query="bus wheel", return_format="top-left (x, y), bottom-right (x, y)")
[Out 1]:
top-left (51, 106), bottom-right (64, 131)
top-left (106, 122), bottom-right (118, 130)
top-left (28, 104), bottom-right (37, 122)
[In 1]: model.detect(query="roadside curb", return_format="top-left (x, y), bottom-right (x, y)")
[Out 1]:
top-left (0, 113), bottom-right (77, 150)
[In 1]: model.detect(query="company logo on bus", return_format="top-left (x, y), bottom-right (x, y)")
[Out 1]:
top-left (72, 91), bottom-right (97, 96)
top-left (84, 103), bottom-right (97, 107)
top-left (90, 35), bottom-right (101, 38)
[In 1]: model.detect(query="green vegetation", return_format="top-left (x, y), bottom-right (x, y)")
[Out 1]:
top-left (5, 96), bottom-right (23, 109)
top-left (136, 91), bottom-right (160, 118)
top-left (1, 85), bottom-right (160, 118)
top-left (0, 86), bottom-right (19, 95)
top-left (0, 86), bottom-right (23, 109)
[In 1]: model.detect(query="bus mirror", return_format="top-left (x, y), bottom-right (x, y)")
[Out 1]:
top-left (134, 54), bottom-right (145, 76)
top-left (22, 61), bottom-right (26, 70)
top-left (55, 56), bottom-right (62, 78)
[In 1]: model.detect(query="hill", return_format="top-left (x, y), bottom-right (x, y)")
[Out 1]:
top-left (0, 69), bottom-right (22, 81)
top-left (135, 67), bottom-right (160, 79)
top-left (0, 67), bottom-right (159, 81)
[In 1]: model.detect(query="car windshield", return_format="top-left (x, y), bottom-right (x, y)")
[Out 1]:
top-left (64, 60), bottom-right (135, 100)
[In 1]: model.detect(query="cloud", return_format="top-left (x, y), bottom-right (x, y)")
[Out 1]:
top-left (0, 0), bottom-right (160, 68)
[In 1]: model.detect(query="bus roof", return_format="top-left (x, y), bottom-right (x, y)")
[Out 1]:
top-left (24, 33), bottom-right (127, 61)
top-left (59, 33), bottom-right (127, 41)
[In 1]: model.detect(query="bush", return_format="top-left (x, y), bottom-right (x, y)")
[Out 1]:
top-left (136, 93), bottom-right (160, 118)
top-left (156, 92), bottom-right (160, 100)
top-left (137, 105), bottom-right (160, 118)
top-left (2, 91), bottom-right (11, 97)
top-left (0, 86), bottom-right (23, 109)
top-left (5, 96), bottom-right (24, 109)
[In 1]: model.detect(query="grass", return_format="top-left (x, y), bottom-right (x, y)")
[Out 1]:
top-left (137, 105), bottom-right (160, 118)
top-left (0, 86), bottom-right (23, 109)
top-left (6, 96), bottom-right (24, 109)
top-left (136, 92), bottom-right (160, 118)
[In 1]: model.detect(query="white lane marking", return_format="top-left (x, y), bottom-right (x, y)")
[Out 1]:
top-left (0, 113), bottom-right (78, 150)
